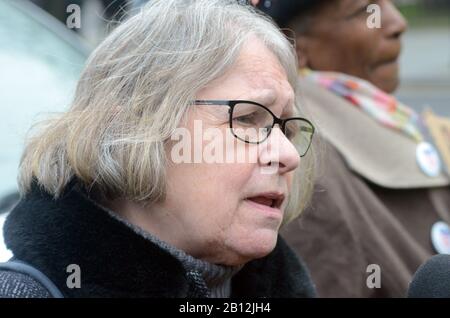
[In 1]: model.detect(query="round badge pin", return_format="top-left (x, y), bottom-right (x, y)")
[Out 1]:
top-left (431, 221), bottom-right (450, 254)
top-left (416, 142), bottom-right (442, 177)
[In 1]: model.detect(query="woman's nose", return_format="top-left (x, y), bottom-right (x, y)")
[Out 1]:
top-left (258, 127), bottom-right (300, 175)
top-left (383, 0), bottom-right (408, 39)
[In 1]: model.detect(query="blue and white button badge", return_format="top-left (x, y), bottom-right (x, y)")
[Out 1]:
top-left (431, 221), bottom-right (450, 254)
top-left (416, 142), bottom-right (442, 177)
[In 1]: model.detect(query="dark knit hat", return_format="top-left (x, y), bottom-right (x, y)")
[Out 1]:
top-left (256, 0), bottom-right (324, 28)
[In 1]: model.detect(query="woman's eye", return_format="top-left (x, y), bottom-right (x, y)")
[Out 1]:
top-left (347, 3), bottom-right (371, 19)
top-left (233, 112), bottom-right (258, 126)
top-left (356, 6), bottom-right (368, 16)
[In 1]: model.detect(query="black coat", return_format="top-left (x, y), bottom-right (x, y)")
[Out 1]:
top-left (0, 180), bottom-right (316, 298)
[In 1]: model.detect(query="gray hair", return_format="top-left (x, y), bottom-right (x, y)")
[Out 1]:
top-left (18, 0), bottom-right (314, 223)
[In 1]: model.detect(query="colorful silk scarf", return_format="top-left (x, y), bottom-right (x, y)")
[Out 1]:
top-left (301, 69), bottom-right (424, 143)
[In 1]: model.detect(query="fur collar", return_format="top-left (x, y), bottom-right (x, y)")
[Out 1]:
top-left (3, 180), bottom-right (315, 298)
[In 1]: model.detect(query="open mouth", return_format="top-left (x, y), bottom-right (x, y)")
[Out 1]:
top-left (246, 193), bottom-right (285, 210)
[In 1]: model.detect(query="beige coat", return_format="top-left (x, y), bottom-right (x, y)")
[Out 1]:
top-left (281, 80), bottom-right (450, 297)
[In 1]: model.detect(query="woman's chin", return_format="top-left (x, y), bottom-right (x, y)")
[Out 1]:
top-left (370, 64), bottom-right (400, 93)
top-left (225, 230), bottom-right (279, 265)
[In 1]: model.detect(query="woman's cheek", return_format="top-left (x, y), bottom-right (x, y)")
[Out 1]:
top-left (286, 170), bottom-right (295, 190)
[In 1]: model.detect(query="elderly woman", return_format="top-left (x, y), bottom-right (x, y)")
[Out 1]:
top-left (259, 0), bottom-right (450, 297)
top-left (0, 0), bottom-right (316, 298)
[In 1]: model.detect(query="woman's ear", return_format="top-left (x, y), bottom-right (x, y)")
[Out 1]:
top-left (295, 35), bottom-right (310, 68)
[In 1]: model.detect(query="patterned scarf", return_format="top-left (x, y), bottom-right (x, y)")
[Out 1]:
top-left (301, 69), bottom-right (424, 143)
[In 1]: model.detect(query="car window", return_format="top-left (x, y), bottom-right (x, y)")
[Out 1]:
top-left (0, 0), bottom-right (88, 198)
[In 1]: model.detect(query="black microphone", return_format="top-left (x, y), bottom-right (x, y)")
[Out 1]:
top-left (407, 254), bottom-right (450, 298)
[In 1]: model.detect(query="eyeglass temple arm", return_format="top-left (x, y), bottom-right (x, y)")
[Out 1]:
top-left (193, 100), bottom-right (231, 106)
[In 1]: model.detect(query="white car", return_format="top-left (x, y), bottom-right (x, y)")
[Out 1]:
top-left (0, 0), bottom-right (89, 261)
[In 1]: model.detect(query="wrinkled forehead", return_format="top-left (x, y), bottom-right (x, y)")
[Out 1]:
top-left (234, 38), bottom-right (294, 96)
top-left (235, 56), bottom-right (290, 88)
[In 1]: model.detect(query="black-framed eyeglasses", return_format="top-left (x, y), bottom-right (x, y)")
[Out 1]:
top-left (193, 100), bottom-right (315, 157)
